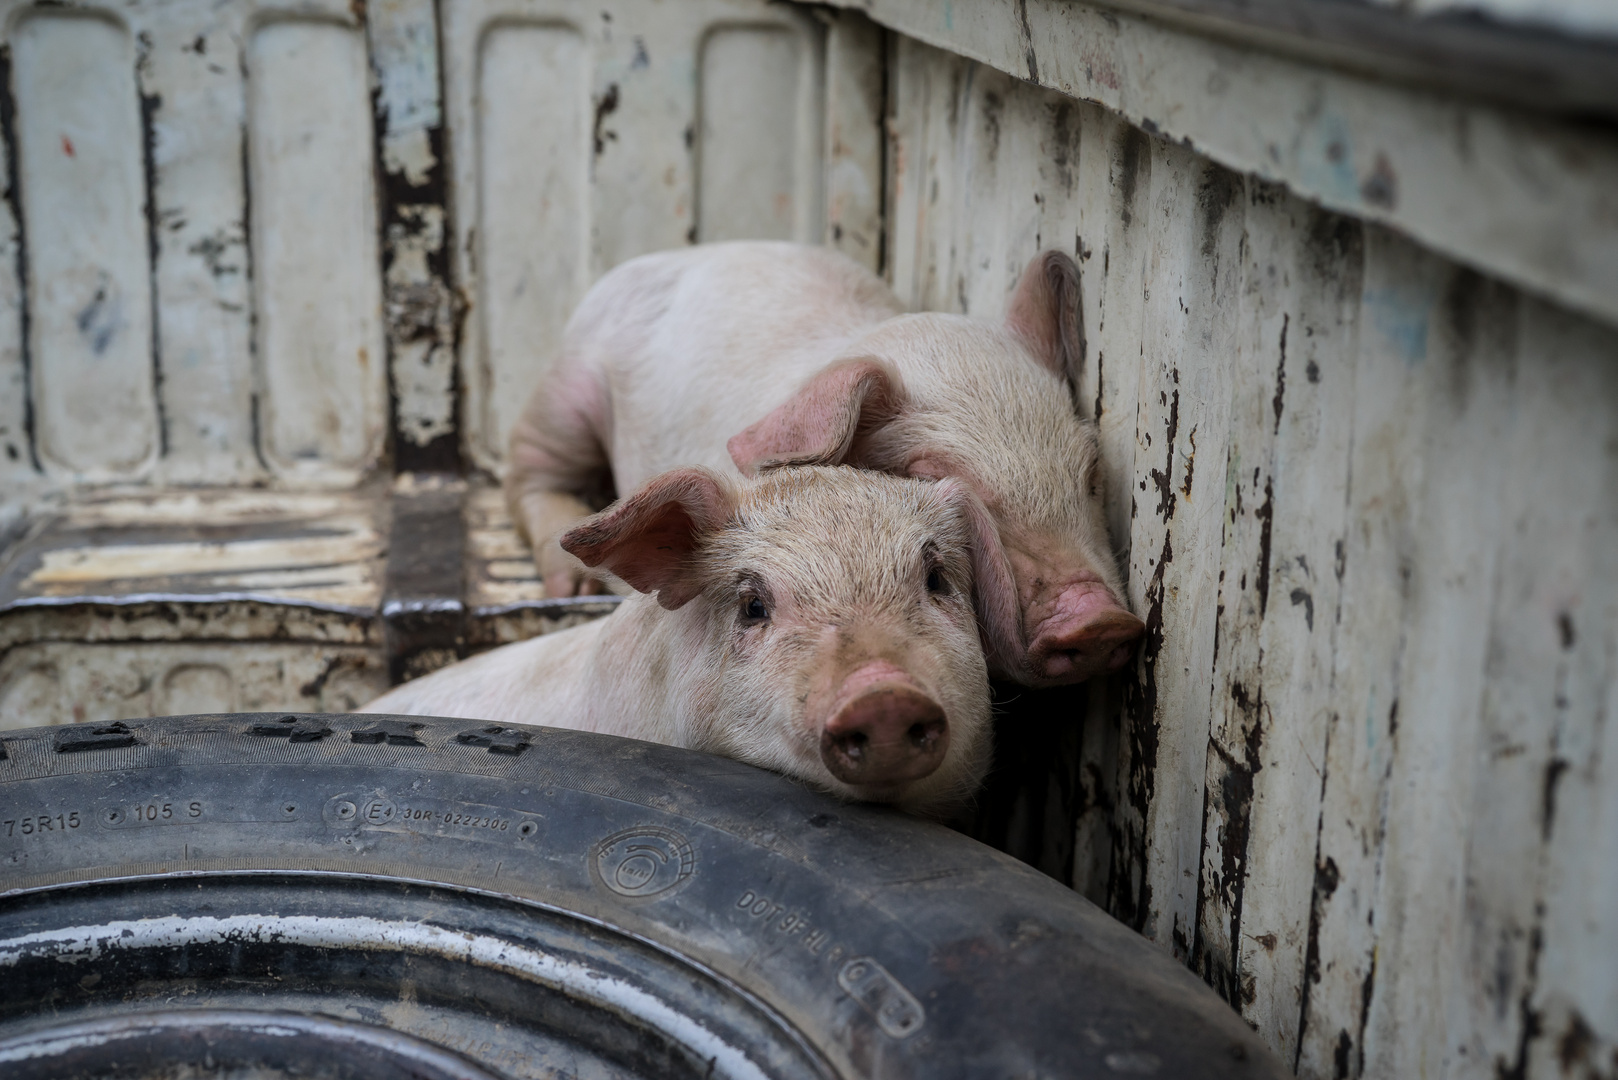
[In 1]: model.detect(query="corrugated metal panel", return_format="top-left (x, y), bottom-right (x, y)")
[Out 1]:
top-left (0, 0), bottom-right (884, 490)
top-left (886, 33), bottom-right (1618, 1076)
top-left (441, 0), bottom-right (868, 471)
top-left (13, 12), bottom-right (157, 480)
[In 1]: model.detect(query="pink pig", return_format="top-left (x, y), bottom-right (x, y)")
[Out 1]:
top-left (506, 242), bottom-right (1143, 686)
top-left (361, 465), bottom-right (995, 816)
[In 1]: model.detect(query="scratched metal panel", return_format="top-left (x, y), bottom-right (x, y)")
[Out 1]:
top-left (12, 11), bottom-right (158, 479)
top-left (885, 34), bottom-right (1618, 1078)
top-left (441, 0), bottom-right (837, 472)
top-left (822, 12), bottom-right (885, 272)
top-left (829, 0), bottom-right (1618, 331)
top-left (248, 19), bottom-right (387, 482)
top-left (138, 2), bottom-right (259, 486)
top-left (0, 485), bottom-right (391, 729)
top-left (697, 25), bottom-right (822, 243)
top-left (0, 0), bottom-right (881, 736)
top-left (0, 487), bottom-right (388, 613)
top-left (0, 24), bottom-right (30, 531)
top-left (469, 20), bottom-right (591, 471)
top-left (0, 0), bottom-right (882, 489)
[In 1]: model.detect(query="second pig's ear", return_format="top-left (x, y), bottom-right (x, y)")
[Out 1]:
top-left (1005, 250), bottom-right (1085, 409)
top-left (726, 359), bottom-right (904, 475)
top-left (927, 478), bottom-right (1025, 680)
top-left (560, 467), bottom-right (734, 610)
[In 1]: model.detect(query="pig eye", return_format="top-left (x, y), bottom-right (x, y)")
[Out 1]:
top-left (926, 565), bottom-right (950, 596)
top-left (741, 594), bottom-right (770, 623)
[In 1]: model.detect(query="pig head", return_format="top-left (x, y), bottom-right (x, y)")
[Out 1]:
top-left (728, 251), bottom-right (1145, 686)
top-left (561, 465), bottom-right (994, 814)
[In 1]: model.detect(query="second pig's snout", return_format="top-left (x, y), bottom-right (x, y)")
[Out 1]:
top-left (819, 663), bottom-right (949, 790)
top-left (1026, 581), bottom-right (1146, 683)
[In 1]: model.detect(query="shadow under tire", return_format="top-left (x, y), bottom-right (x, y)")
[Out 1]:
top-left (0, 713), bottom-right (1288, 1079)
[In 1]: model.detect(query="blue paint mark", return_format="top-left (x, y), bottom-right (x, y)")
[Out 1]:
top-left (944, 2), bottom-right (954, 32)
top-left (75, 277), bottom-right (123, 356)
top-left (1365, 286), bottom-right (1432, 365)
top-left (1293, 109), bottom-right (1359, 207)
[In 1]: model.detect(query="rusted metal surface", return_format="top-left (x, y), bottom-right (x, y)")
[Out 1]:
top-left (885, 34), bottom-right (1618, 1077)
top-left (369, 0), bottom-right (462, 474)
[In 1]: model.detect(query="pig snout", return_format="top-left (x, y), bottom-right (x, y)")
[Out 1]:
top-left (1027, 581), bottom-right (1147, 683)
top-left (818, 662), bottom-right (950, 791)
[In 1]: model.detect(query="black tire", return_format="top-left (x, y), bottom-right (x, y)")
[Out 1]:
top-left (0, 714), bottom-right (1286, 1079)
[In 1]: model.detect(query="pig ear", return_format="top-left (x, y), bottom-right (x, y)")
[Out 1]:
top-left (560, 467), bottom-right (733, 610)
top-left (929, 479), bottom-right (1024, 678)
top-left (727, 359), bottom-right (904, 476)
top-left (1005, 250), bottom-right (1085, 405)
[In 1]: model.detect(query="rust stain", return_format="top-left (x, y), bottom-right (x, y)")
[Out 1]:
top-left (1255, 476), bottom-right (1274, 617)
top-left (1149, 380), bottom-right (1180, 520)
top-left (1273, 313), bottom-right (1288, 434)
top-left (592, 83), bottom-right (621, 158)
top-left (1356, 949), bottom-right (1378, 1078)
top-left (60, 134), bottom-right (74, 157)
top-left (1114, 528), bottom-right (1171, 932)
top-left (1360, 153), bottom-right (1398, 210)
top-left (1193, 681), bottom-right (1266, 1009)
top-left (1556, 1012), bottom-right (1595, 1073)
top-left (1289, 587), bottom-right (1314, 631)
top-left (1180, 426), bottom-right (1196, 499)
top-left (1015, 0), bottom-right (1039, 82)
top-left (1082, 50), bottom-right (1121, 91)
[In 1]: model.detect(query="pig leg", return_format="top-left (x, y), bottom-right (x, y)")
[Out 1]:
top-left (504, 356), bottom-right (616, 597)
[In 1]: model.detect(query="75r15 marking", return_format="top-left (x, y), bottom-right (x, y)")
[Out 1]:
top-left (4, 812), bottom-right (81, 837)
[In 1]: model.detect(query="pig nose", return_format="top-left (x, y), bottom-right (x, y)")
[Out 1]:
top-left (820, 684), bottom-right (949, 789)
top-left (1030, 594), bottom-right (1147, 683)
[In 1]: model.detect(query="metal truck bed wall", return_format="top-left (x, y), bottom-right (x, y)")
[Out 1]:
top-left (0, 1), bottom-right (1614, 1077)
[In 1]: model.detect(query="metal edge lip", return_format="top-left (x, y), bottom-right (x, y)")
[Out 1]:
top-left (0, 592), bottom-right (622, 620)
top-left (381, 597), bottom-right (465, 617)
top-left (0, 1009), bottom-right (504, 1079)
top-left (469, 596), bottom-right (625, 618)
top-left (0, 592), bottom-right (378, 619)
top-left (1077, 0), bottom-right (1618, 118)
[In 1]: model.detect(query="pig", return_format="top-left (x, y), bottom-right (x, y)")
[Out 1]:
top-left (360, 464), bottom-right (996, 816)
top-left (505, 241), bottom-right (1144, 688)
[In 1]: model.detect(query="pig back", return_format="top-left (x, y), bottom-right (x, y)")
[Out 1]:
top-left (577, 242), bottom-right (903, 490)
